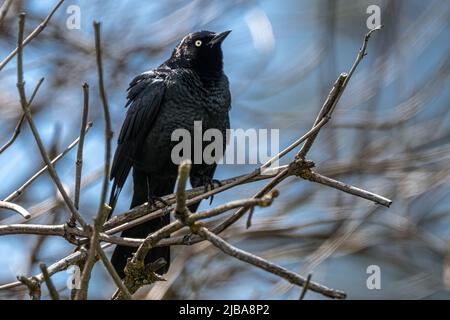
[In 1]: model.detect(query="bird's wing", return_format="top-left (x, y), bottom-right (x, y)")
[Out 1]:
top-left (109, 71), bottom-right (166, 212)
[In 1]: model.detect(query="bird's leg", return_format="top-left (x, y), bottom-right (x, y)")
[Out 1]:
top-left (146, 176), bottom-right (170, 209)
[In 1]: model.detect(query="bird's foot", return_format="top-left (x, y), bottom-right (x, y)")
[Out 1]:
top-left (147, 195), bottom-right (170, 209)
top-left (203, 178), bottom-right (222, 205)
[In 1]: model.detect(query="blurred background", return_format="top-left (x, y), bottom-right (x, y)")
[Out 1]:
top-left (0, 0), bottom-right (449, 299)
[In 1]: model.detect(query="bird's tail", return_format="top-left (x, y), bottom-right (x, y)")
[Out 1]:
top-left (111, 174), bottom-right (174, 278)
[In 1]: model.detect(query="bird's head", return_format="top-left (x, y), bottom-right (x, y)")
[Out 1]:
top-left (168, 30), bottom-right (231, 75)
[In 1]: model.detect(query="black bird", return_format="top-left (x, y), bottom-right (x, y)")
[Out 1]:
top-left (109, 30), bottom-right (231, 278)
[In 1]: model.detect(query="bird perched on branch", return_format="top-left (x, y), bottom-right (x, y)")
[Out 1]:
top-left (109, 30), bottom-right (232, 278)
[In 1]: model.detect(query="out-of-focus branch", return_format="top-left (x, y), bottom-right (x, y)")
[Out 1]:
top-left (0, 245), bottom-right (92, 291)
top-left (0, 0), bottom-right (13, 27)
top-left (0, 0), bottom-right (65, 71)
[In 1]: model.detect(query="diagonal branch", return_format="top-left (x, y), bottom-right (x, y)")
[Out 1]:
top-left (0, 77), bottom-right (44, 155)
top-left (0, 114), bottom-right (25, 154)
top-left (300, 170), bottom-right (392, 207)
top-left (4, 122), bottom-right (92, 203)
top-left (16, 13), bottom-right (88, 230)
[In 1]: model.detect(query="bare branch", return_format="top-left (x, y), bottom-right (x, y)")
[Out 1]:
top-left (296, 74), bottom-right (347, 159)
top-left (93, 21), bottom-right (113, 219)
top-left (0, 200), bottom-right (31, 219)
top-left (73, 83), bottom-right (90, 213)
top-left (301, 170), bottom-right (392, 207)
top-left (296, 26), bottom-right (382, 160)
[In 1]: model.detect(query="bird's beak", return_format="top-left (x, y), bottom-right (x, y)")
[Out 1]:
top-left (208, 30), bottom-right (232, 47)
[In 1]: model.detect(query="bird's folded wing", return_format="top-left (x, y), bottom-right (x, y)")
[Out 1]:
top-left (109, 71), bottom-right (166, 211)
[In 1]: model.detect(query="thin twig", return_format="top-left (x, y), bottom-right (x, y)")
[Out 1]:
top-left (0, 76), bottom-right (45, 155)
top-left (39, 263), bottom-right (59, 300)
top-left (0, 114), bottom-right (25, 154)
top-left (0, 0), bottom-right (65, 71)
top-left (296, 26), bottom-right (383, 159)
top-left (93, 21), bottom-right (112, 219)
top-left (71, 82), bottom-right (90, 225)
top-left (245, 167), bottom-right (290, 228)
top-left (296, 74), bottom-right (347, 159)
top-left (302, 170), bottom-right (392, 207)
top-left (4, 122), bottom-right (92, 203)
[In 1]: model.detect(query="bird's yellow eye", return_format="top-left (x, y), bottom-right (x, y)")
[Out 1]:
top-left (195, 40), bottom-right (202, 47)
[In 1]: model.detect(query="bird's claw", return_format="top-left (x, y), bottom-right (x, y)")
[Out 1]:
top-left (147, 195), bottom-right (170, 208)
top-left (203, 178), bottom-right (222, 205)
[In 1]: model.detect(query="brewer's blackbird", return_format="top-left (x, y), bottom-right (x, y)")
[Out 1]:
top-left (109, 30), bottom-right (231, 278)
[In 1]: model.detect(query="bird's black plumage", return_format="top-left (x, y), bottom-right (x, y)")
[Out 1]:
top-left (109, 30), bottom-right (231, 278)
